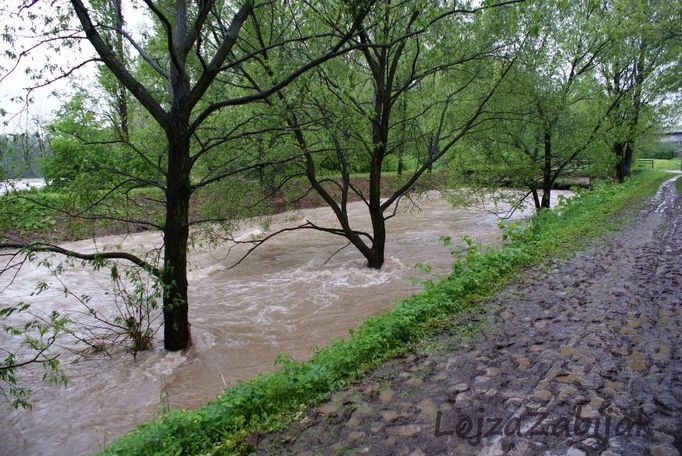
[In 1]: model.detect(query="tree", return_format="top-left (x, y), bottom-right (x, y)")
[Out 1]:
top-left (233, 0), bottom-right (522, 269)
top-left (0, 132), bottom-right (48, 179)
top-left (40, 92), bottom-right (151, 187)
top-left (449, 0), bottom-right (617, 211)
top-left (599, 0), bottom-right (682, 181)
top-left (1, 0), bottom-right (375, 351)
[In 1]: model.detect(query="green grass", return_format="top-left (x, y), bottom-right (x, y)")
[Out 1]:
top-left (100, 170), bottom-right (669, 456)
top-left (651, 158), bottom-right (681, 171)
top-left (676, 176), bottom-right (682, 194)
top-left (634, 158), bottom-right (680, 172)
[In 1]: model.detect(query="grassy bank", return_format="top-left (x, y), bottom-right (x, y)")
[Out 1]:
top-left (651, 158), bottom-right (681, 171)
top-left (99, 170), bottom-right (668, 455)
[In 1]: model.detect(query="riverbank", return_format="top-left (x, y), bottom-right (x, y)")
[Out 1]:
top-left (0, 173), bottom-right (446, 244)
top-left (9, 158), bottom-right (673, 245)
top-left (4, 182), bottom-right (549, 456)
top-left (0, 178), bottom-right (46, 196)
top-left (253, 173), bottom-right (682, 456)
top-left (100, 170), bottom-right (674, 455)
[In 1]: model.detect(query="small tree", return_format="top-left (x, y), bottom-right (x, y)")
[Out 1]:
top-left (232, 0), bottom-right (522, 268)
top-left (0, 302), bottom-right (69, 409)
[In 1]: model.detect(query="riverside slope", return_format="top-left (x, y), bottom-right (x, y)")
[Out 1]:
top-left (253, 176), bottom-right (682, 456)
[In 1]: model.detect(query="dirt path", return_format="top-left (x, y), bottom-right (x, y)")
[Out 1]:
top-left (252, 176), bottom-right (682, 456)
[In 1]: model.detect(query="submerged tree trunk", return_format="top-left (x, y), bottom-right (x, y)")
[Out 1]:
top-left (531, 185), bottom-right (541, 210)
top-left (162, 131), bottom-right (192, 351)
top-left (365, 51), bottom-right (389, 269)
top-left (366, 183), bottom-right (386, 269)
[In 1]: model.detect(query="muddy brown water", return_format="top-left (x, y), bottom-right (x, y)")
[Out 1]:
top-left (0, 191), bottom-right (569, 455)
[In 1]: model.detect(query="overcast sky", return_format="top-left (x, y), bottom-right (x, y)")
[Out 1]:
top-left (0, 1), bottom-right (679, 134)
top-left (0, 0), bottom-right (150, 134)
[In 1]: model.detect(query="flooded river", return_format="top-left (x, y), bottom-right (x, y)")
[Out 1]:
top-left (0, 191), bottom-right (568, 455)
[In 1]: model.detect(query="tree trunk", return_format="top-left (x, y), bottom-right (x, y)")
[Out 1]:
top-left (162, 132), bottom-right (192, 351)
top-left (366, 151), bottom-right (386, 269)
top-left (110, 0), bottom-right (129, 140)
top-left (365, 46), bottom-right (389, 270)
top-left (531, 185), bottom-right (541, 210)
top-left (614, 44), bottom-right (645, 183)
top-left (540, 131), bottom-right (552, 209)
top-left (540, 184), bottom-right (552, 209)
top-left (614, 141), bottom-right (627, 183)
top-left (622, 141), bottom-right (634, 179)
top-left (365, 244), bottom-right (385, 269)
top-left (366, 200), bottom-right (386, 269)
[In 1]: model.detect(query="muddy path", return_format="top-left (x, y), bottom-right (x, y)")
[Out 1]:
top-left (253, 176), bottom-right (682, 456)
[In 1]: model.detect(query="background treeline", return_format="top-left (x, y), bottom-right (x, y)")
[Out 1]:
top-left (0, 133), bottom-right (49, 179)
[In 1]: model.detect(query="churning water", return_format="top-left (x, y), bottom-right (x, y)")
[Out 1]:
top-left (0, 190), bottom-right (569, 455)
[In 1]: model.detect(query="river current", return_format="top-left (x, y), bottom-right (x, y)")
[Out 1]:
top-left (0, 190), bottom-right (569, 455)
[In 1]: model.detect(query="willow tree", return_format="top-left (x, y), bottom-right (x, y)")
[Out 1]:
top-left (0, 0), bottom-right (374, 351)
top-left (231, 0), bottom-right (522, 269)
top-left (449, 0), bottom-right (621, 211)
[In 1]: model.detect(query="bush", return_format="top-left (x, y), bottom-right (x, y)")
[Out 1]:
top-left (0, 191), bottom-right (69, 234)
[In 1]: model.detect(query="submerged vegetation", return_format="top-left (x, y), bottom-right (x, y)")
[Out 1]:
top-left (101, 170), bottom-right (669, 455)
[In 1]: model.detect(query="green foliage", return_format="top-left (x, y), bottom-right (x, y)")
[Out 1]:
top-left (0, 133), bottom-right (49, 179)
top-left (0, 259), bottom-right (163, 409)
top-left (101, 171), bottom-right (668, 455)
top-left (447, 0), bottom-right (619, 207)
top-left (638, 139), bottom-right (678, 159)
top-left (103, 265), bottom-right (163, 355)
top-left (598, 0), bottom-right (682, 177)
top-left (41, 93), bottom-right (158, 190)
top-left (0, 303), bottom-right (69, 410)
top-left (0, 190), bottom-right (68, 234)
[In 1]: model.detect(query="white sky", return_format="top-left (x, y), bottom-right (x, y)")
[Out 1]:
top-left (0, 1), bottom-right (84, 132)
top-left (0, 0), bottom-right (150, 134)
